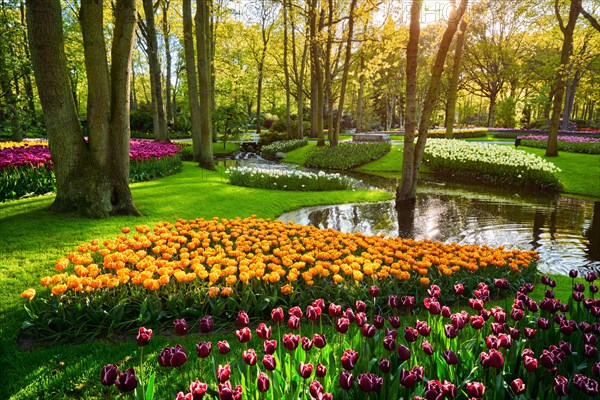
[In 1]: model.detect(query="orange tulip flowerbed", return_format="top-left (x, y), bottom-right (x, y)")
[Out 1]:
top-left (20, 216), bottom-right (538, 341)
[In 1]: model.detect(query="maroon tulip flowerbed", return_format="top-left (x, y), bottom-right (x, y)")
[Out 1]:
top-left (99, 272), bottom-right (600, 399)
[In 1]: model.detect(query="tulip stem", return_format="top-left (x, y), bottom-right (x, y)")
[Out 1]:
top-left (139, 347), bottom-right (145, 397)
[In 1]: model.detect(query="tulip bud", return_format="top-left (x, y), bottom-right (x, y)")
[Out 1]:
top-left (216, 364), bottom-right (231, 383)
top-left (298, 362), bottom-right (313, 379)
top-left (510, 378), bottom-right (525, 395)
top-left (115, 368), bottom-right (138, 393)
top-left (174, 319), bottom-right (189, 336)
top-left (196, 341), bottom-right (212, 358)
top-left (100, 364), bottom-right (118, 386)
top-left (199, 316), bottom-right (214, 334)
top-left (316, 363), bottom-right (327, 378)
top-left (262, 354), bottom-right (276, 371)
top-left (242, 349), bottom-right (257, 366)
top-left (339, 370), bottom-right (353, 390)
top-left (271, 307), bottom-right (284, 322)
top-left (217, 340), bottom-right (230, 355)
top-left (237, 310), bottom-right (249, 327)
top-left (136, 327), bottom-right (152, 347)
top-left (263, 339), bottom-right (277, 355)
top-left (313, 333), bottom-right (327, 349)
top-left (257, 372), bottom-right (270, 393)
top-left (256, 323), bottom-right (272, 340)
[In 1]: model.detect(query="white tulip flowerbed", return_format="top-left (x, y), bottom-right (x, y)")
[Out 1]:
top-left (423, 139), bottom-right (561, 189)
top-left (227, 166), bottom-right (356, 191)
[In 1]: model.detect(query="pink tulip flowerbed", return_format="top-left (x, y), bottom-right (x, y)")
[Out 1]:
top-left (0, 140), bottom-right (182, 201)
top-left (517, 135), bottom-right (600, 154)
top-left (98, 271), bottom-right (600, 400)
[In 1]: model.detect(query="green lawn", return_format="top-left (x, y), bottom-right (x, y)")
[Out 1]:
top-left (0, 162), bottom-right (391, 399)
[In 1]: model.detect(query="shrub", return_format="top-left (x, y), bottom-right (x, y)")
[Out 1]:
top-left (427, 128), bottom-right (488, 139)
top-left (259, 130), bottom-right (288, 146)
top-left (227, 166), bottom-right (355, 191)
top-left (304, 142), bottom-right (391, 170)
top-left (518, 135), bottom-right (600, 154)
top-left (130, 104), bottom-right (154, 133)
top-left (261, 139), bottom-right (308, 158)
top-left (423, 139), bottom-right (561, 190)
top-left (491, 128), bottom-right (600, 139)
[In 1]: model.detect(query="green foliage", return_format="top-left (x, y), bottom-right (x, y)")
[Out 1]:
top-left (129, 155), bottom-right (183, 183)
top-left (227, 166), bottom-right (354, 191)
top-left (520, 139), bottom-right (600, 154)
top-left (494, 96), bottom-right (517, 128)
top-left (259, 130), bottom-right (288, 146)
top-left (304, 142), bottom-right (391, 170)
top-left (261, 139), bottom-right (308, 158)
top-left (130, 104), bottom-right (154, 133)
top-left (427, 128), bottom-right (488, 139)
top-left (0, 164), bottom-right (55, 202)
top-left (213, 104), bottom-right (249, 138)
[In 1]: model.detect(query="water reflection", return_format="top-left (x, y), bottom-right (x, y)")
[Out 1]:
top-left (278, 183), bottom-right (600, 275)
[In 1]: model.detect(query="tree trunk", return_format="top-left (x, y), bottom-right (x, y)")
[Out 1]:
top-left (397, 0), bottom-right (468, 203)
top-left (256, 49), bottom-right (265, 134)
top-left (309, 0), bottom-right (324, 145)
top-left (445, 18), bottom-right (467, 138)
top-left (27, 0), bottom-right (138, 217)
top-left (561, 67), bottom-right (581, 130)
top-left (356, 52), bottom-right (365, 132)
top-left (333, 0), bottom-right (357, 146)
top-left (547, 0), bottom-right (581, 157)
top-left (282, 0), bottom-right (292, 139)
top-left (183, 0), bottom-right (202, 162)
top-left (142, 0), bottom-right (168, 141)
top-left (196, 0), bottom-right (215, 169)
top-left (487, 91), bottom-right (497, 127)
top-left (162, 0), bottom-right (173, 125)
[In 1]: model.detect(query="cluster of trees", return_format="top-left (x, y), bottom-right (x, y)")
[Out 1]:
top-left (2, 0), bottom-right (599, 216)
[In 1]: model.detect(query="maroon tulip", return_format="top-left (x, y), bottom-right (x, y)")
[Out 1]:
top-left (355, 300), bottom-right (367, 312)
top-left (235, 327), bottom-right (252, 343)
top-left (546, 289), bottom-right (555, 299)
top-left (328, 303), bottom-right (342, 317)
top-left (416, 320), bottom-right (431, 336)
top-left (469, 298), bottom-right (484, 311)
top-left (256, 323), bottom-right (271, 340)
top-left (509, 327), bottom-right (520, 340)
top-left (524, 328), bottom-right (537, 339)
top-left (288, 306), bottom-right (303, 318)
top-left (442, 380), bottom-right (456, 398)
top-left (553, 375), bottom-right (569, 396)
top-left (136, 327), bottom-right (152, 347)
top-left (470, 315), bottom-right (485, 330)
top-left (423, 298), bottom-right (441, 315)
top-left (369, 285), bottom-right (379, 297)
top-left (399, 369), bottom-right (417, 388)
top-left (404, 326), bottom-right (419, 342)
top-left (299, 362), bottom-right (314, 379)
top-left (196, 341), bottom-right (212, 358)
top-left (115, 367), bottom-right (138, 393)
top-left (389, 315), bottom-right (401, 329)
top-left (559, 340), bottom-right (573, 355)
top-left (341, 349), bottom-right (359, 370)
top-left (379, 358), bottom-right (391, 373)
top-left (538, 317), bottom-right (551, 329)
top-left (355, 312), bottom-right (368, 327)
top-left (523, 355), bottom-right (538, 372)
top-left (217, 340), bottom-right (230, 355)
top-left (441, 306), bottom-right (451, 318)
top-left (443, 349), bottom-right (459, 365)
top-left (510, 308), bottom-right (524, 321)
top-left (170, 344), bottom-right (188, 368)
top-left (283, 333), bottom-right (300, 351)
top-left (309, 379), bottom-right (323, 398)
top-left (262, 354), bottom-right (276, 371)
top-left (361, 324), bottom-right (376, 338)
top-left (385, 328), bottom-right (398, 337)
top-left (466, 381), bottom-right (485, 398)
top-left (425, 380), bottom-right (444, 400)
top-left (357, 373), bottom-right (383, 393)
top-left (491, 322), bottom-right (505, 335)
top-left (586, 272), bottom-right (597, 282)
top-left (242, 349), bottom-right (257, 366)
top-left (401, 295), bottom-right (415, 308)
top-left (190, 380), bottom-right (208, 400)
top-left (301, 336), bottom-right (313, 351)
top-left (271, 307), bottom-right (284, 322)
top-left (174, 318), bottom-right (189, 336)
top-left (339, 370), bottom-right (353, 390)
top-left (397, 344), bottom-right (411, 361)
top-left (257, 372), bottom-right (270, 393)
top-left (316, 363), bottom-right (327, 378)
top-left (263, 339), bottom-right (277, 355)
top-left (199, 316), bottom-right (214, 334)
top-left (511, 378), bottom-right (526, 395)
top-left (444, 324), bottom-right (458, 339)
top-left (388, 294), bottom-right (399, 308)
top-left (216, 364), bottom-right (231, 383)
top-left (373, 315), bottom-right (385, 329)
top-left (158, 347), bottom-right (173, 367)
top-left (218, 381), bottom-right (242, 400)
top-left (585, 344), bottom-right (598, 358)
top-left (336, 317), bottom-right (350, 334)
top-left (237, 310), bottom-right (249, 327)
top-left (574, 283), bottom-right (586, 292)
top-left (306, 305), bottom-right (320, 321)
top-left (312, 298), bottom-right (325, 312)
top-left (480, 349), bottom-right (504, 369)
top-left (494, 278), bottom-right (509, 289)
top-left (593, 362), bottom-right (600, 377)
top-left (454, 283), bottom-right (464, 295)
top-left (100, 364), bottom-right (118, 386)
top-left (287, 315), bottom-right (301, 330)
top-left (569, 269), bottom-right (578, 278)
top-left (421, 340), bottom-right (434, 356)
top-left (383, 335), bottom-right (396, 351)
top-left (313, 333), bottom-right (327, 349)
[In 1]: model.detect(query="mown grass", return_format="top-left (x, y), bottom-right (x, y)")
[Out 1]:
top-left (0, 162), bottom-right (391, 399)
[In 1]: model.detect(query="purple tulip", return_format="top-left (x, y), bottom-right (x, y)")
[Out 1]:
top-left (170, 344), bottom-right (187, 368)
top-left (174, 318), bottom-right (189, 336)
top-left (466, 381), bottom-right (485, 398)
top-left (235, 327), bottom-right (252, 343)
top-left (115, 367), bottom-right (138, 393)
top-left (262, 354), bottom-right (276, 371)
top-left (199, 316), bottom-right (214, 334)
top-left (217, 340), bottom-right (230, 355)
top-left (298, 362), bottom-right (313, 379)
top-left (190, 380), bottom-right (208, 399)
top-left (263, 339), bottom-right (277, 355)
top-left (443, 349), bottom-right (459, 365)
top-left (339, 370), bottom-right (353, 390)
top-left (237, 310), bottom-right (249, 327)
top-left (283, 333), bottom-right (300, 351)
top-left (341, 349), bottom-right (359, 370)
top-left (216, 364), bottom-right (231, 383)
top-left (100, 364), bottom-right (118, 386)
top-left (257, 372), bottom-right (269, 393)
top-left (242, 349), bottom-right (257, 366)
top-left (369, 285), bottom-right (379, 297)
top-left (196, 341), bottom-right (212, 358)
top-left (136, 327), bottom-right (152, 347)
top-left (316, 363), bottom-right (327, 377)
top-left (357, 372), bottom-right (383, 392)
top-left (313, 333), bottom-right (327, 349)
top-left (397, 344), bottom-right (411, 361)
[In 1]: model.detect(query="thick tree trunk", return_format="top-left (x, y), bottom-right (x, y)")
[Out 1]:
top-left (142, 0), bottom-right (168, 141)
top-left (282, 0), bottom-right (292, 139)
top-left (397, 0), bottom-right (468, 203)
top-left (445, 18), bottom-right (467, 139)
top-left (196, 0), bottom-right (215, 169)
top-left (356, 54), bottom-right (365, 132)
top-left (309, 0), bottom-right (324, 146)
top-left (547, 0), bottom-right (581, 157)
top-left (183, 0), bottom-right (202, 162)
top-left (487, 92), bottom-right (497, 127)
top-left (256, 50), bottom-right (265, 134)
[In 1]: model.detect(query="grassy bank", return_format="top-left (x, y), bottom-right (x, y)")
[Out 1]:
top-left (0, 162), bottom-right (390, 399)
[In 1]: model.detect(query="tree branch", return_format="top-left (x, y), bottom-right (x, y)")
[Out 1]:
top-left (581, 7), bottom-right (600, 32)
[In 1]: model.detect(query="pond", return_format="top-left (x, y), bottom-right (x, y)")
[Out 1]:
top-left (277, 180), bottom-right (600, 276)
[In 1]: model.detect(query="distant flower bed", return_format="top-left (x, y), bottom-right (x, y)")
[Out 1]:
top-left (427, 128), bottom-right (488, 139)
top-left (517, 135), bottom-right (600, 154)
top-left (492, 128), bottom-right (600, 139)
top-left (227, 166), bottom-right (355, 191)
top-left (424, 139), bottom-right (561, 190)
top-left (261, 139), bottom-right (308, 158)
top-left (305, 142), bottom-right (391, 170)
top-left (0, 140), bottom-right (181, 202)
top-left (20, 216), bottom-right (537, 341)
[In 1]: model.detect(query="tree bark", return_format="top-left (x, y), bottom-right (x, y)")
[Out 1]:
top-left (309, 0), bottom-right (324, 145)
top-left (356, 52), bottom-right (365, 132)
top-left (397, 0), bottom-right (468, 203)
top-left (196, 0), bottom-right (215, 169)
top-left (547, 0), bottom-right (581, 157)
top-left (162, 0), bottom-right (173, 125)
top-left (183, 0), bottom-right (202, 162)
top-left (445, 18), bottom-right (467, 138)
top-left (142, 0), bottom-right (168, 141)
top-left (282, 0), bottom-right (292, 139)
